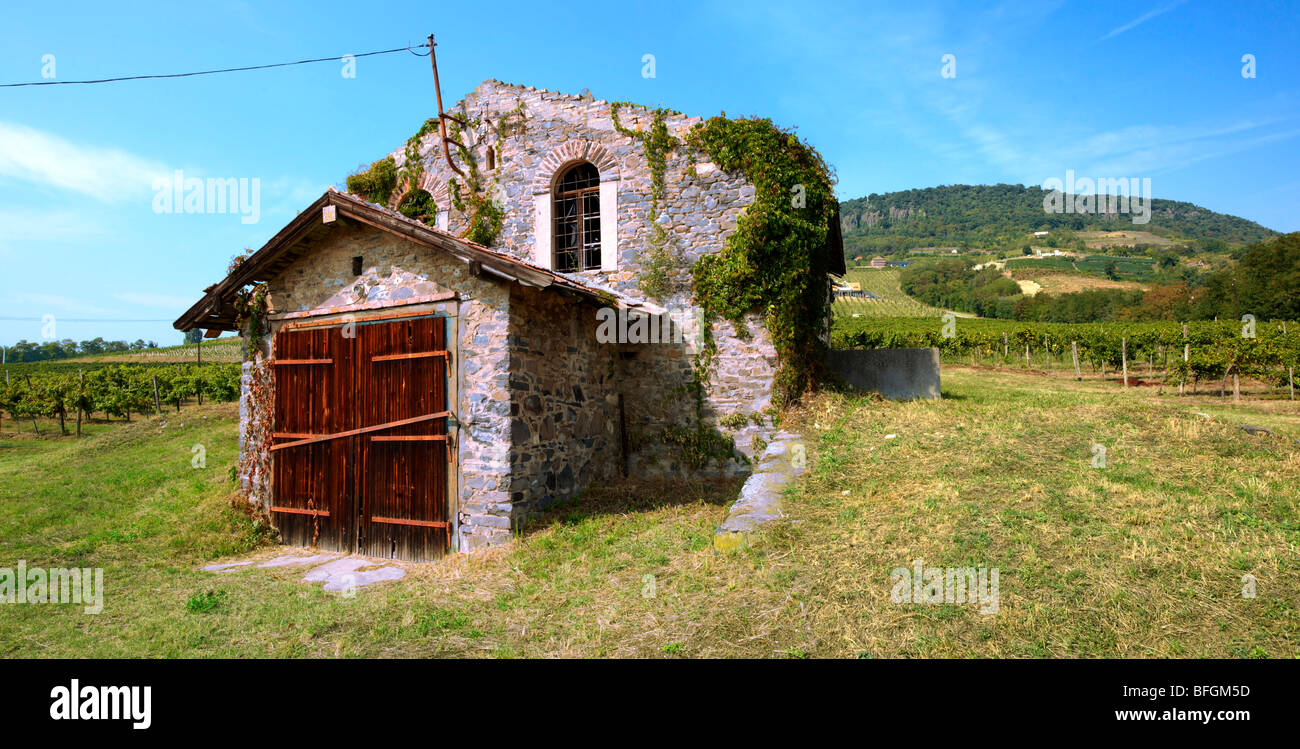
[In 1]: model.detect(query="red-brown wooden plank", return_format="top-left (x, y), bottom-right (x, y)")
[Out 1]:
top-left (370, 516), bottom-right (449, 528)
top-left (371, 351), bottom-right (448, 362)
top-left (269, 411), bottom-right (450, 451)
top-left (271, 358), bottom-right (333, 365)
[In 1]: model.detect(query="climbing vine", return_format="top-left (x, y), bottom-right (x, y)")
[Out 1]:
top-left (399, 117), bottom-right (439, 191)
top-left (610, 103), bottom-right (674, 214)
top-left (687, 116), bottom-right (837, 405)
top-left (612, 103), bottom-right (684, 300)
top-left (611, 104), bottom-right (840, 404)
top-left (232, 284), bottom-right (269, 359)
top-left (237, 356), bottom-right (276, 528)
top-left (637, 222), bottom-right (677, 299)
top-left (464, 198), bottom-right (504, 246)
top-left (228, 253), bottom-right (270, 360)
top-left (495, 101), bottom-right (528, 147)
top-left (397, 188), bottom-right (437, 224)
top-left (444, 109), bottom-right (515, 247)
top-left (348, 107), bottom-right (526, 242)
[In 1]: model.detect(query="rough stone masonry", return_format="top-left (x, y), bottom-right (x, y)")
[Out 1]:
top-left (236, 79), bottom-right (793, 552)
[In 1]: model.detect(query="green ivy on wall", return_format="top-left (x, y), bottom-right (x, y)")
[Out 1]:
top-left (399, 118), bottom-right (439, 191)
top-left (611, 103), bottom-right (683, 300)
top-left (611, 102), bottom-right (836, 404)
top-left (345, 156), bottom-right (398, 205)
top-left (687, 116), bottom-right (837, 406)
top-left (610, 102), bottom-right (674, 215)
top-left (397, 188), bottom-right (437, 224)
top-left (226, 252), bottom-right (270, 361)
top-left (446, 112), bottom-right (510, 247)
top-left (232, 284), bottom-right (269, 361)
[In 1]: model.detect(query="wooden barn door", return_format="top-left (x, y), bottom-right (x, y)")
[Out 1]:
top-left (354, 316), bottom-right (451, 561)
top-left (269, 327), bottom-right (351, 551)
top-left (270, 315), bottom-right (452, 561)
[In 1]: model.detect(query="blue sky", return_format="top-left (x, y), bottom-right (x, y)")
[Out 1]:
top-left (1, 0), bottom-right (1296, 347)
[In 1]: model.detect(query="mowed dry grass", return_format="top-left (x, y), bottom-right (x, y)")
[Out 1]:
top-left (3, 368), bottom-right (1297, 658)
top-left (780, 368), bottom-right (1300, 657)
top-left (0, 408), bottom-right (807, 658)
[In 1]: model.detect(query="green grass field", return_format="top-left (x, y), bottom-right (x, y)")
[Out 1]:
top-left (834, 268), bottom-right (947, 318)
top-left (2, 368), bottom-right (1297, 658)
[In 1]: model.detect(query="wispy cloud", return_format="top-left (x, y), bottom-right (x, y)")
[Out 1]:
top-left (0, 122), bottom-right (170, 200)
top-left (4, 293), bottom-right (120, 318)
top-left (1099, 0), bottom-right (1188, 41)
top-left (951, 115), bottom-right (1299, 184)
top-left (0, 209), bottom-right (104, 257)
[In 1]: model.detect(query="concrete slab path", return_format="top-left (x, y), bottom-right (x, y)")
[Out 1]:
top-left (200, 548), bottom-right (407, 593)
top-left (714, 431), bottom-right (807, 551)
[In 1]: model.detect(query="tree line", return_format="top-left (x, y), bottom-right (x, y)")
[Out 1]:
top-left (2, 338), bottom-right (161, 363)
top-left (898, 232), bottom-right (1300, 324)
top-left (838, 184), bottom-right (1278, 254)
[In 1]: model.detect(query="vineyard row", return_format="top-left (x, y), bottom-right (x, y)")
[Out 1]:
top-left (1, 363), bottom-right (243, 436)
top-left (832, 318), bottom-right (1300, 396)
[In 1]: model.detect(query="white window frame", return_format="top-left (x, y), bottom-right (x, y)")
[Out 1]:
top-left (534, 164), bottom-right (617, 272)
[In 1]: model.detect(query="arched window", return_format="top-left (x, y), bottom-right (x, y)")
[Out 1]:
top-left (553, 162), bottom-right (601, 272)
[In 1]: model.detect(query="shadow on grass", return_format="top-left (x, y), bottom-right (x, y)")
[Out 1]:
top-left (518, 476), bottom-right (745, 536)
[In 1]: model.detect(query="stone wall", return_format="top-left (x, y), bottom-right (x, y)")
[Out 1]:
top-left (237, 359), bottom-right (273, 507)
top-left (232, 80), bottom-right (799, 554)
top-left (242, 215), bottom-right (780, 553)
top-left (391, 79), bottom-right (757, 310)
top-left (610, 311), bottom-right (774, 478)
top-left (506, 285), bottom-right (620, 517)
top-left (381, 79), bottom-right (780, 467)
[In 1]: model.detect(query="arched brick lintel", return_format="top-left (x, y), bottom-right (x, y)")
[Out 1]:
top-left (531, 141), bottom-right (620, 194)
top-left (417, 173), bottom-right (453, 210)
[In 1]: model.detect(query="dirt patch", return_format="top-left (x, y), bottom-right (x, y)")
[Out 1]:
top-left (1006, 268), bottom-right (1147, 294)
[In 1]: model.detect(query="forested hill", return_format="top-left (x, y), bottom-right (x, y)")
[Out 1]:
top-left (839, 184), bottom-right (1278, 253)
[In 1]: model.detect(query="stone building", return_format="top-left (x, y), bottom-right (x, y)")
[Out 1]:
top-left (175, 79), bottom-right (842, 557)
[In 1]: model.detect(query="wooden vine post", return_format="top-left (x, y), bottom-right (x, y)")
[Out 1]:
top-left (1072, 341), bottom-right (1081, 381)
top-left (1121, 337), bottom-right (1129, 388)
top-left (1180, 323), bottom-right (1189, 396)
top-left (23, 374), bottom-right (39, 435)
top-left (76, 369), bottom-right (84, 438)
top-left (152, 375), bottom-right (162, 415)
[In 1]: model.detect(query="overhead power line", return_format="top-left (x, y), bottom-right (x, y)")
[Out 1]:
top-left (0, 42), bottom-right (430, 88)
top-left (0, 316), bottom-right (173, 323)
